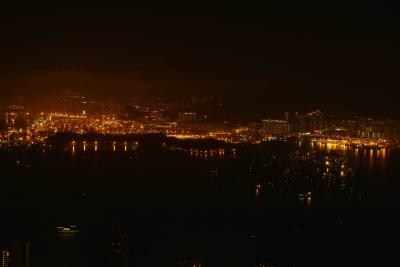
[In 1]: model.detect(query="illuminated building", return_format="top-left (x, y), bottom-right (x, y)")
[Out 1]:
top-left (1, 249), bottom-right (10, 267)
top-left (1, 99), bottom-right (400, 147)
top-left (296, 110), bottom-right (327, 134)
top-left (289, 110), bottom-right (327, 134)
top-left (341, 120), bottom-right (358, 137)
top-left (261, 119), bottom-right (288, 136)
top-left (357, 118), bottom-right (400, 140)
top-left (289, 112), bottom-right (300, 134)
top-left (178, 112), bottom-right (198, 122)
top-left (308, 110), bottom-right (327, 133)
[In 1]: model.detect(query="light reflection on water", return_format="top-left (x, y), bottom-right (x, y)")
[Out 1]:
top-left (70, 141), bottom-right (140, 153)
top-left (310, 141), bottom-right (389, 171)
top-left (189, 149), bottom-right (228, 161)
top-left (306, 197), bottom-right (312, 209)
top-left (69, 141), bottom-right (230, 161)
top-left (255, 188), bottom-right (260, 200)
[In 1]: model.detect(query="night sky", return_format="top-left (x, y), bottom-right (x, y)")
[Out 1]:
top-left (1, 1), bottom-right (399, 117)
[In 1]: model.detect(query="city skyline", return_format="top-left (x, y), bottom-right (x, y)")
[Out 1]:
top-left (2, 1), bottom-right (400, 266)
top-left (2, 91), bottom-right (400, 120)
top-left (1, 1), bottom-right (400, 117)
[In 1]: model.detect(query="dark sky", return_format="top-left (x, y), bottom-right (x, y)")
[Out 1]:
top-left (1, 1), bottom-right (399, 117)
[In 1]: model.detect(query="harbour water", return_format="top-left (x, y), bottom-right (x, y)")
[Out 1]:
top-left (1, 139), bottom-right (400, 266)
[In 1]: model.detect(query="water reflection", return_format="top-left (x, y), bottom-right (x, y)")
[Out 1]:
top-left (188, 148), bottom-right (228, 161)
top-left (369, 149), bottom-right (374, 169)
top-left (306, 196), bottom-right (312, 209)
top-left (311, 141), bottom-right (389, 171)
top-left (69, 141), bottom-right (141, 153)
top-left (256, 184), bottom-right (261, 201)
top-left (382, 148), bottom-right (387, 159)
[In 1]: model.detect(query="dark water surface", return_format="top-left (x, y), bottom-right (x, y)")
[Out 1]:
top-left (1, 141), bottom-right (400, 266)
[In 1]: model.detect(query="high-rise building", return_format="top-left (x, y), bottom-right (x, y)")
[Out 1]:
top-left (342, 120), bottom-right (358, 137)
top-left (357, 118), bottom-right (400, 140)
top-left (289, 110), bottom-right (327, 134)
top-left (1, 249), bottom-right (10, 267)
top-left (305, 110), bottom-right (327, 134)
top-left (289, 112), bottom-right (300, 134)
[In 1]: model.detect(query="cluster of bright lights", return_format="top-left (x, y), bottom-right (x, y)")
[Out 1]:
top-left (0, 111), bottom-right (396, 148)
